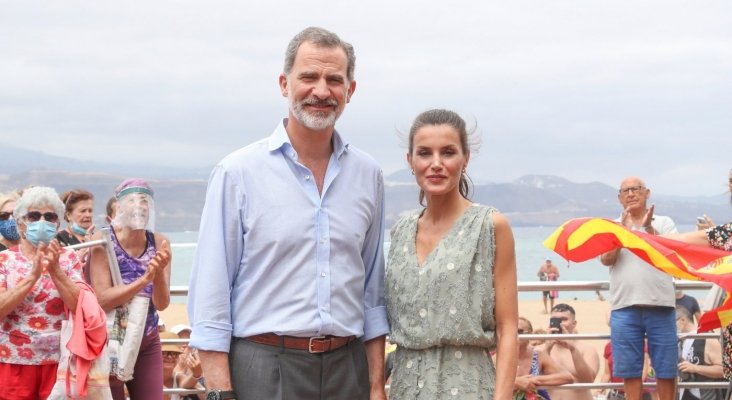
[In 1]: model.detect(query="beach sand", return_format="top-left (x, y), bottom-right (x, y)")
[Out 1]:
top-left (158, 296), bottom-right (613, 378)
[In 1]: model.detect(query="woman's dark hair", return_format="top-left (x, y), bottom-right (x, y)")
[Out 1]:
top-left (408, 109), bottom-right (474, 206)
top-left (61, 189), bottom-right (94, 222)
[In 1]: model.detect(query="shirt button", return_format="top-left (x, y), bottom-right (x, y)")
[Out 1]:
top-left (449, 306), bottom-right (457, 315)
top-left (451, 388), bottom-right (459, 396)
top-left (418, 380), bottom-right (424, 388)
top-left (418, 269), bottom-right (425, 275)
top-left (406, 360), bottom-right (413, 368)
top-left (454, 351), bottom-right (462, 359)
top-left (305, 175), bottom-right (311, 180)
top-left (419, 309), bottom-right (427, 318)
top-left (475, 264), bottom-right (482, 272)
top-left (321, 272), bottom-right (326, 277)
top-left (446, 262), bottom-right (454, 270)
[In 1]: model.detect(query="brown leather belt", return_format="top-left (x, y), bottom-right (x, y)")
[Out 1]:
top-left (244, 333), bottom-right (356, 354)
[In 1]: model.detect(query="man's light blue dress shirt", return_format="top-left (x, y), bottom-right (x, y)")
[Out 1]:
top-left (188, 119), bottom-right (389, 352)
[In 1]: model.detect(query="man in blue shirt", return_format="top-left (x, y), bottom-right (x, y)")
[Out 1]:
top-left (188, 26), bottom-right (388, 400)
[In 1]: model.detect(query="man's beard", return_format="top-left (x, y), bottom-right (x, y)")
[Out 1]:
top-left (289, 95), bottom-right (341, 131)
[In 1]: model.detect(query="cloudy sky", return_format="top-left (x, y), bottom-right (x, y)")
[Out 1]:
top-left (2, 1), bottom-right (730, 196)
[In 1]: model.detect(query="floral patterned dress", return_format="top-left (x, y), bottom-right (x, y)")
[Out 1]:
top-left (706, 223), bottom-right (732, 379)
top-left (0, 247), bottom-right (82, 365)
top-left (385, 204), bottom-right (498, 400)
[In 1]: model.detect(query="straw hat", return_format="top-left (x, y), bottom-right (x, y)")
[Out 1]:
top-left (160, 331), bottom-right (182, 353)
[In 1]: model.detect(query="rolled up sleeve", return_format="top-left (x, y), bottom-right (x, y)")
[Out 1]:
top-left (188, 164), bottom-right (244, 352)
top-left (361, 172), bottom-right (390, 341)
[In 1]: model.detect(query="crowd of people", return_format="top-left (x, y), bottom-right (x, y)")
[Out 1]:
top-left (1, 24), bottom-right (731, 400)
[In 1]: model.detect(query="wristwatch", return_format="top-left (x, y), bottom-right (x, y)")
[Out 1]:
top-left (206, 389), bottom-right (237, 400)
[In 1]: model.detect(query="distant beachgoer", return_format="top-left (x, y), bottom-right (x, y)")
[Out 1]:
top-left (161, 331), bottom-right (201, 400)
top-left (600, 176), bottom-right (679, 400)
top-left (543, 303), bottom-right (600, 400)
top-left (386, 109), bottom-right (518, 399)
top-left (57, 189), bottom-right (95, 248)
top-left (514, 317), bottom-right (573, 400)
top-left (0, 186), bottom-right (86, 398)
top-left (663, 168), bottom-right (732, 387)
top-left (675, 289), bottom-right (701, 324)
top-left (538, 258), bottom-right (560, 313)
top-left (0, 190), bottom-right (22, 251)
top-left (105, 196), bottom-right (117, 225)
top-left (676, 305), bottom-right (724, 400)
top-left (89, 178), bottom-right (172, 400)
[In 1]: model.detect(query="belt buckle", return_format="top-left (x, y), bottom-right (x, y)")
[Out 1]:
top-left (308, 336), bottom-right (328, 354)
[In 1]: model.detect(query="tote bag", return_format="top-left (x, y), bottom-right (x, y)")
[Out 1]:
top-left (48, 318), bottom-right (113, 400)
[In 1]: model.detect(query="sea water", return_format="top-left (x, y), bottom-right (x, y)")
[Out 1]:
top-left (165, 224), bottom-right (704, 304)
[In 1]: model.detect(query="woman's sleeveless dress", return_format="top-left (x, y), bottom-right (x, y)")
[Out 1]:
top-left (386, 204), bottom-right (498, 399)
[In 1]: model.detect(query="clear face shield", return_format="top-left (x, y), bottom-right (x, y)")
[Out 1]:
top-left (113, 191), bottom-right (155, 231)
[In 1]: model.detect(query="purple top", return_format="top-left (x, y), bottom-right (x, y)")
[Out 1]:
top-left (111, 227), bottom-right (159, 335)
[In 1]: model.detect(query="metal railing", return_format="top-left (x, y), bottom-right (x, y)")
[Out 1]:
top-left (66, 236), bottom-right (729, 395)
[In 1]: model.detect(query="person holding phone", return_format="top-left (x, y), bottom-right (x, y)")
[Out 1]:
top-left (542, 303), bottom-right (600, 400)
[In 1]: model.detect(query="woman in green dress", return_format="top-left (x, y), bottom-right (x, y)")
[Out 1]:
top-left (385, 109), bottom-right (519, 399)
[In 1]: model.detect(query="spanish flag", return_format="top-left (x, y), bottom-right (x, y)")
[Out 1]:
top-left (544, 218), bottom-right (732, 331)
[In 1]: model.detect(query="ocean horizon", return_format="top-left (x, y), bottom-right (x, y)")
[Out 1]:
top-left (165, 224), bottom-right (706, 304)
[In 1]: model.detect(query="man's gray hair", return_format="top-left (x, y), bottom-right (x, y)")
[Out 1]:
top-left (13, 186), bottom-right (65, 225)
top-left (284, 26), bottom-right (356, 82)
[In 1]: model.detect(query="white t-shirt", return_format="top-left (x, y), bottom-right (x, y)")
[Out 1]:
top-left (608, 215), bottom-right (678, 310)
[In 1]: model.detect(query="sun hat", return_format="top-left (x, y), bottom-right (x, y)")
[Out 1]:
top-left (170, 324), bottom-right (192, 336)
top-left (160, 331), bottom-right (182, 353)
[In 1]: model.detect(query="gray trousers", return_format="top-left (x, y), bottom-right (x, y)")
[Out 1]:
top-left (229, 337), bottom-right (370, 400)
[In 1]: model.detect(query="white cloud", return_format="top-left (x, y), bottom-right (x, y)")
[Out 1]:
top-left (1, 0), bottom-right (730, 196)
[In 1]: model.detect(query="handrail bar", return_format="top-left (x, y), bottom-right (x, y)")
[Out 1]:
top-left (520, 280), bottom-right (714, 291)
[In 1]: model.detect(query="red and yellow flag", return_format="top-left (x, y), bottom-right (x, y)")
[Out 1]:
top-left (544, 218), bottom-right (732, 331)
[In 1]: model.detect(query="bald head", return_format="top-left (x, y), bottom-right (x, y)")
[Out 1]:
top-left (619, 176), bottom-right (646, 189)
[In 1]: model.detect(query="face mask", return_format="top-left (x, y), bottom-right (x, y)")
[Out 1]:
top-left (71, 222), bottom-right (88, 236)
top-left (0, 219), bottom-right (21, 241)
top-left (25, 220), bottom-right (57, 247)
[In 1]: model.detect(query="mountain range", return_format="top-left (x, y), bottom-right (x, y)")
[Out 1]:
top-left (2, 147), bottom-right (730, 231)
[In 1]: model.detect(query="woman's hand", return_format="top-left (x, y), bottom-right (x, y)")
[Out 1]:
top-left (140, 244), bottom-right (171, 284)
top-left (514, 375), bottom-right (536, 392)
top-left (34, 240), bottom-right (61, 279)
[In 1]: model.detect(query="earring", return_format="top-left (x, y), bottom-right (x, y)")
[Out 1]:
top-left (411, 169), bottom-right (415, 175)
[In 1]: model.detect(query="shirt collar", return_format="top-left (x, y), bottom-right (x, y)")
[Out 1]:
top-left (268, 118), bottom-right (350, 158)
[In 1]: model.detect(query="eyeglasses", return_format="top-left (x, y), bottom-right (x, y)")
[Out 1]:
top-left (518, 329), bottom-right (529, 334)
top-left (619, 186), bottom-right (645, 195)
top-left (24, 211), bottom-right (59, 223)
top-left (0, 212), bottom-right (12, 221)
top-left (162, 351), bottom-right (179, 359)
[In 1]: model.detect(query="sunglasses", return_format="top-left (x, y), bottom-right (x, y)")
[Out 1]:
top-left (25, 211), bottom-right (59, 223)
top-left (0, 212), bottom-right (12, 221)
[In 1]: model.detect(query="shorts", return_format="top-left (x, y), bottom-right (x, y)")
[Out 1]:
top-left (0, 363), bottom-right (58, 399)
top-left (610, 306), bottom-right (677, 379)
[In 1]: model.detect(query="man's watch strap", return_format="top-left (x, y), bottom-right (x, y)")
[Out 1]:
top-left (207, 389), bottom-right (236, 400)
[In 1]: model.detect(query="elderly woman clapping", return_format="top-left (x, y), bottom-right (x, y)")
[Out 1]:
top-left (0, 186), bottom-right (84, 399)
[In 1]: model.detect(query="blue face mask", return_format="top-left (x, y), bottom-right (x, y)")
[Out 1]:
top-left (71, 222), bottom-right (88, 236)
top-left (25, 220), bottom-right (58, 247)
top-left (0, 219), bottom-right (21, 242)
